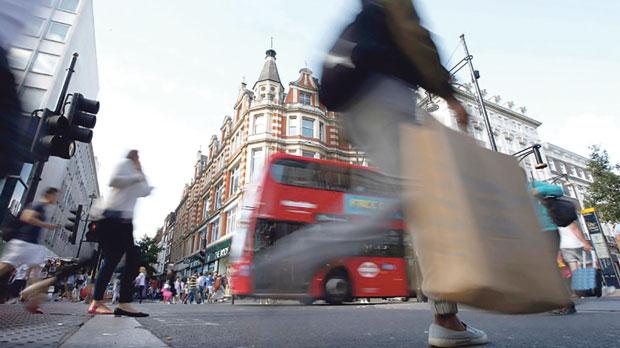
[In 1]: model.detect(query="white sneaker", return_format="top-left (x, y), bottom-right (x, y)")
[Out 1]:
top-left (428, 322), bottom-right (489, 347)
top-left (602, 286), bottom-right (617, 297)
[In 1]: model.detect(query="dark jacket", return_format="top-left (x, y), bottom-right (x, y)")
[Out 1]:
top-left (321, 0), bottom-right (453, 111)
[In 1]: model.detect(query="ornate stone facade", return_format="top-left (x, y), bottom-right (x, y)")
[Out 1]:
top-left (166, 50), bottom-right (360, 275)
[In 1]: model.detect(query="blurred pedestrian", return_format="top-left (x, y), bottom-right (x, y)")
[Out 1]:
top-left (181, 281), bottom-right (188, 304)
top-left (213, 273), bottom-right (224, 302)
top-left (161, 282), bottom-right (172, 304)
top-left (320, 1), bottom-right (483, 346)
top-left (205, 272), bottom-right (214, 303)
top-left (8, 264), bottom-right (28, 302)
top-left (111, 276), bottom-right (120, 304)
top-left (0, 187), bottom-right (60, 313)
top-left (174, 277), bottom-right (181, 304)
top-left (187, 272), bottom-right (198, 304)
top-left (88, 150), bottom-right (153, 317)
top-left (165, 264), bottom-right (177, 301)
top-left (0, 0), bottom-right (46, 179)
top-left (529, 180), bottom-right (574, 309)
top-left (197, 272), bottom-right (206, 304)
top-left (559, 222), bottom-right (592, 272)
top-left (135, 266), bottom-right (146, 304)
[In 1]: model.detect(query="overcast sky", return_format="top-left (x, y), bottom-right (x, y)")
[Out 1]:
top-left (92, 0), bottom-right (619, 238)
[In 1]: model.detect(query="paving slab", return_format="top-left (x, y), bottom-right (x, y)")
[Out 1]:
top-left (60, 315), bottom-right (168, 348)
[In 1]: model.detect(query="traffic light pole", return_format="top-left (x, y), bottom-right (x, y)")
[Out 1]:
top-left (23, 53), bottom-right (79, 204)
top-left (76, 194), bottom-right (96, 258)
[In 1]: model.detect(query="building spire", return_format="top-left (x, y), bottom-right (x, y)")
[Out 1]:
top-left (256, 46), bottom-right (281, 85)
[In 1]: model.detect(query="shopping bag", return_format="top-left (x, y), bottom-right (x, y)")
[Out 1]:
top-left (400, 116), bottom-right (571, 314)
top-left (572, 250), bottom-right (602, 297)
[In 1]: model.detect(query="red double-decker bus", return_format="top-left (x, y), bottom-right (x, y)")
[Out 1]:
top-left (230, 153), bottom-right (421, 304)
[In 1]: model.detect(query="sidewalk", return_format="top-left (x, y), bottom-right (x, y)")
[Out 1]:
top-left (0, 303), bottom-right (91, 348)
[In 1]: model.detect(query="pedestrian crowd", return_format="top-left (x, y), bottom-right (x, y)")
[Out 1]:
top-left (160, 271), bottom-right (228, 305)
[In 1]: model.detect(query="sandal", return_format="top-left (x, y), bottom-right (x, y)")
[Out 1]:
top-left (88, 304), bottom-right (113, 315)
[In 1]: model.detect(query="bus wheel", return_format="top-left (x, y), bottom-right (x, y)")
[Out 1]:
top-left (324, 270), bottom-right (351, 305)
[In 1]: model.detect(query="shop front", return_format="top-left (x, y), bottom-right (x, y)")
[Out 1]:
top-left (184, 253), bottom-right (204, 277)
top-left (205, 237), bottom-right (232, 276)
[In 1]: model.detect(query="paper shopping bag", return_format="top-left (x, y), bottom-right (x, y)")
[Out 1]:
top-left (400, 117), bottom-right (571, 314)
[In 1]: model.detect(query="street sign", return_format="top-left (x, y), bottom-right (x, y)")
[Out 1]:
top-left (581, 208), bottom-right (620, 288)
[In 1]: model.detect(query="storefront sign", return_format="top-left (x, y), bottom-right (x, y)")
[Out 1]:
top-left (581, 208), bottom-right (620, 287)
top-left (205, 238), bottom-right (232, 263)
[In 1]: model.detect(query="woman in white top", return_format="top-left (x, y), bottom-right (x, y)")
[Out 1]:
top-left (135, 267), bottom-right (147, 304)
top-left (559, 221), bottom-right (593, 271)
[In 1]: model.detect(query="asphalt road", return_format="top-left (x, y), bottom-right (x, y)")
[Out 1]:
top-left (132, 298), bottom-right (620, 348)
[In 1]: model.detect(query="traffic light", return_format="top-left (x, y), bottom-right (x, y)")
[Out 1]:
top-left (65, 205), bottom-right (83, 245)
top-left (64, 93), bottom-right (99, 144)
top-left (85, 221), bottom-right (98, 242)
top-left (32, 109), bottom-right (75, 161)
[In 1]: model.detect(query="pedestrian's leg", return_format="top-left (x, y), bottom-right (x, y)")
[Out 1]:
top-left (91, 245), bottom-right (123, 313)
top-left (0, 263), bottom-right (16, 302)
top-left (430, 300), bottom-right (462, 330)
top-left (116, 225), bottom-right (148, 316)
top-left (119, 242), bottom-right (139, 303)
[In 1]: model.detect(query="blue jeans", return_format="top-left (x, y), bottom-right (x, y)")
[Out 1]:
top-left (188, 288), bottom-right (196, 303)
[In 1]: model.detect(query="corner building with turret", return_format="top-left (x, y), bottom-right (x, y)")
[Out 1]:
top-left (166, 50), bottom-right (363, 277)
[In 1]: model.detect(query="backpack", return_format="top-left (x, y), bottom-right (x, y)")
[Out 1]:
top-left (0, 212), bottom-right (23, 242)
top-left (542, 197), bottom-right (578, 227)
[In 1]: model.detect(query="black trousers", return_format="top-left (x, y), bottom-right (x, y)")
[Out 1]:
top-left (93, 219), bottom-right (139, 303)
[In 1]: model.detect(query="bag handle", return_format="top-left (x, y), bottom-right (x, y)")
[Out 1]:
top-left (581, 250), bottom-right (587, 269)
top-left (581, 249), bottom-right (598, 269)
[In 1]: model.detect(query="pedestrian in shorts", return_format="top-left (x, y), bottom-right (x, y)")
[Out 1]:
top-left (0, 187), bottom-right (61, 313)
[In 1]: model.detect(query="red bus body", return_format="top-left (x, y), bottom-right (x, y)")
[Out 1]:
top-left (230, 153), bottom-right (413, 303)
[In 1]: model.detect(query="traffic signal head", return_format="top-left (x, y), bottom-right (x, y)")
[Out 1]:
top-left (85, 221), bottom-right (98, 242)
top-left (65, 93), bottom-right (99, 144)
top-left (65, 205), bottom-right (83, 245)
top-left (32, 109), bottom-right (75, 161)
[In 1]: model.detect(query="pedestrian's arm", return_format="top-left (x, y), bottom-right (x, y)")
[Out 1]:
top-left (532, 182), bottom-right (564, 198)
top-left (20, 208), bottom-right (58, 230)
top-left (568, 222), bottom-right (592, 251)
top-left (380, 0), bottom-right (454, 100)
top-left (109, 162), bottom-right (144, 188)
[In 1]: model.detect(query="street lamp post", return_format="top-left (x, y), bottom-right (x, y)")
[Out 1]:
top-left (420, 35), bottom-right (498, 152)
top-left (459, 34), bottom-right (498, 152)
top-left (512, 144), bottom-right (547, 169)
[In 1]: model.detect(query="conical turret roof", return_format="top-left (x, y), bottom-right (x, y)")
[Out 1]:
top-left (256, 49), bottom-right (281, 84)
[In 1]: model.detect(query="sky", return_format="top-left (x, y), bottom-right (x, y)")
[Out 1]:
top-left (91, 0), bottom-right (620, 238)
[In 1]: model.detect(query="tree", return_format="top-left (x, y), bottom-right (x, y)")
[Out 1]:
top-left (136, 235), bottom-right (161, 276)
top-left (584, 145), bottom-right (620, 223)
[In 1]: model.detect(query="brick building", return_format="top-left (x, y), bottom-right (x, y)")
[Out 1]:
top-left (166, 49), bottom-right (360, 276)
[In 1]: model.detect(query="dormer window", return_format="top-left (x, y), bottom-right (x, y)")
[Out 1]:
top-left (300, 91), bottom-right (312, 105)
